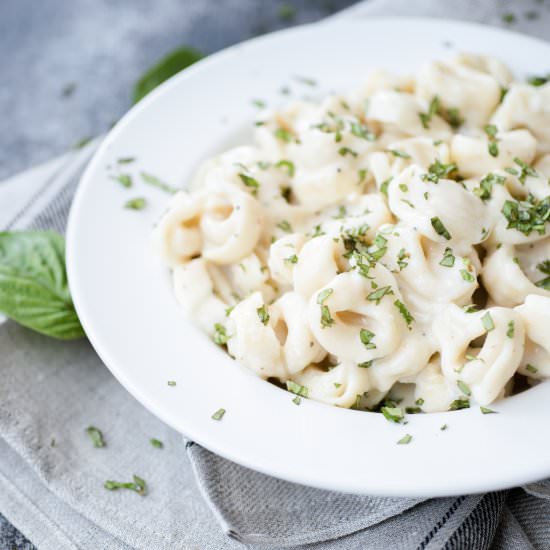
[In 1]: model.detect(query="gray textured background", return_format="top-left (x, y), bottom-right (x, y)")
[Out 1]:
top-left (0, 1), bottom-right (357, 546)
top-left (0, 0), bottom-right (357, 181)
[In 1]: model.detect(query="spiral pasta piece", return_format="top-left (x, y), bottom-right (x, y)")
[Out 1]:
top-left (433, 304), bottom-right (525, 405)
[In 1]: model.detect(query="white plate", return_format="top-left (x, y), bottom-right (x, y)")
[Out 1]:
top-left (67, 17), bottom-right (550, 497)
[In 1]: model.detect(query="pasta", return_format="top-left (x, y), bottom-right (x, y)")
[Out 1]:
top-left (154, 54), bottom-right (550, 414)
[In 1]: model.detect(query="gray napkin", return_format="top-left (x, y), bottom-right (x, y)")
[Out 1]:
top-left (2, 1), bottom-right (550, 549)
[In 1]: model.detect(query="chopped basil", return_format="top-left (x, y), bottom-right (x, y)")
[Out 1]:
top-left (367, 285), bottom-right (393, 304)
top-left (251, 99), bottom-right (266, 108)
top-left (284, 254), bottom-right (298, 264)
top-left (124, 197), bottom-right (147, 210)
top-left (118, 157), bottom-right (135, 164)
top-left (277, 220), bottom-right (293, 233)
top-left (419, 96), bottom-right (440, 129)
top-left (238, 173), bottom-right (260, 195)
top-left (460, 269), bottom-right (475, 283)
top-left (440, 424), bottom-right (448, 431)
top-left (431, 216), bottom-right (452, 240)
top-left (317, 288), bottom-right (335, 328)
top-left (86, 426), bottom-right (106, 448)
top-left (338, 146), bottom-right (358, 158)
top-left (502, 13), bottom-right (516, 24)
top-left (359, 328), bottom-right (376, 349)
top-left (535, 260), bottom-right (550, 290)
top-left (274, 128), bottom-right (295, 143)
top-left (528, 74), bottom-right (550, 87)
top-left (422, 160), bottom-right (458, 183)
top-left (463, 304), bottom-right (479, 313)
top-left (358, 360), bottom-right (372, 368)
top-left (287, 380), bottom-right (309, 397)
top-left (394, 299), bottom-right (414, 328)
top-left (501, 195), bottom-right (549, 236)
top-left (140, 171), bottom-right (177, 194)
top-left (292, 396), bottom-right (301, 405)
top-left (358, 168), bottom-right (368, 184)
top-left (398, 183), bottom-right (409, 193)
top-left (440, 247), bottom-right (455, 267)
top-left (380, 177), bottom-right (392, 196)
top-left (317, 288), bottom-right (333, 304)
top-left (481, 312), bottom-right (495, 332)
top-left (350, 121), bottom-right (376, 141)
top-left (513, 157), bottom-right (537, 184)
top-left (311, 224), bottom-right (325, 238)
top-left (150, 438), bottom-right (163, 449)
top-left (397, 248), bottom-right (409, 270)
top-left (280, 185), bottom-right (292, 202)
top-left (397, 434), bottom-right (412, 445)
top-left (506, 321), bottom-right (515, 339)
top-left (293, 75), bottom-right (317, 87)
top-left (213, 323), bottom-right (230, 345)
top-left (211, 408), bottom-right (226, 421)
top-left (473, 173), bottom-right (506, 201)
top-left (332, 205), bottom-right (347, 219)
top-left (449, 398), bottom-right (470, 411)
top-left (276, 159), bottom-right (295, 177)
top-left (380, 406), bottom-right (404, 423)
top-left (112, 174), bottom-right (133, 188)
top-left (256, 304), bottom-right (269, 325)
top-left (526, 364), bottom-right (538, 374)
top-left (480, 406), bottom-right (497, 414)
top-left (389, 149), bottom-right (411, 159)
top-left (167, 380), bottom-right (176, 387)
top-left (488, 141), bottom-right (499, 157)
top-left (457, 380), bottom-right (471, 396)
top-left (104, 475), bottom-right (146, 496)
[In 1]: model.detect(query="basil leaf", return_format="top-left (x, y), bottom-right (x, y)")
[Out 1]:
top-left (0, 231), bottom-right (84, 340)
top-left (133, 47), bottom-right (204, 104)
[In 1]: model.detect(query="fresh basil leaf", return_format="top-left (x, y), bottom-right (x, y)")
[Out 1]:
top-left (133, 47), bottom-right (204, 104)
top-left (0, 231), bottom-right (84, 340)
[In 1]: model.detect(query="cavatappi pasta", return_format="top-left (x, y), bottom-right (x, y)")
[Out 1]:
top-left (154, 54), bottom-right (550, 413)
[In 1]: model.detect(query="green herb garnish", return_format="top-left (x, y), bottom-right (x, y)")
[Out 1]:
top-left (239, 173), bottom-right (260, 195)
top-left (526, 364), bottom-right (538, 374)
top-left (439, 247), bottom-right (455, 267)
top-left (213, 323), bottom-right (230, 345)
top-left (381, 406), bottom-right (404, 423)
top-left (104, 475), bottom-right (147, 496)
top-left (257, 304), bottom-right (270, 325)
top-left (125, 197), bottom-right (147, 210)
top-left (86, 426), bottom-right (106, 448)
top-left (389, 149), bottom-right (411, 159)
top-left (481, 311), bottom-right (495, 332)
top-left (457, 380), bottom-right (471, 396)
top-left (480, 406), bottom-right (497, 414)
top-left (506, 320), bottom-right (515, 338)
top-left (394, 299), bottom-right (414, 328)
top-left (276, 159), bottom-right (295, 177)
top-left (112, 174), bottom-right (133, 188)
top-left (535, 260), bottom-right (550, 290)
top-left (397, 434), bottom-right (412, 445)
top-left (150, 438), bottom-right (163, 449)
top-left (287, 380), bottom-right (308, 397)
top-left (431, 217), bottom-right (452, 240)
top-left (277, 220), bottom-right (293, 233)
top-left (359, 328), bottom-right (376, 349)
top-left (140, 172), bottom-right (177, 194)
top-left (449, 398), bottom-right (470, 411)
top-left (211, 408), bottom-right (226, 421)
top-left (501, 195), bottom-right (549, 236)
top-left (422, 160), bottom-right (458, 183)
top-left (419, 96), bottom-right (440, 129)
top-left (367, 285), bottom-right (393, 304)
